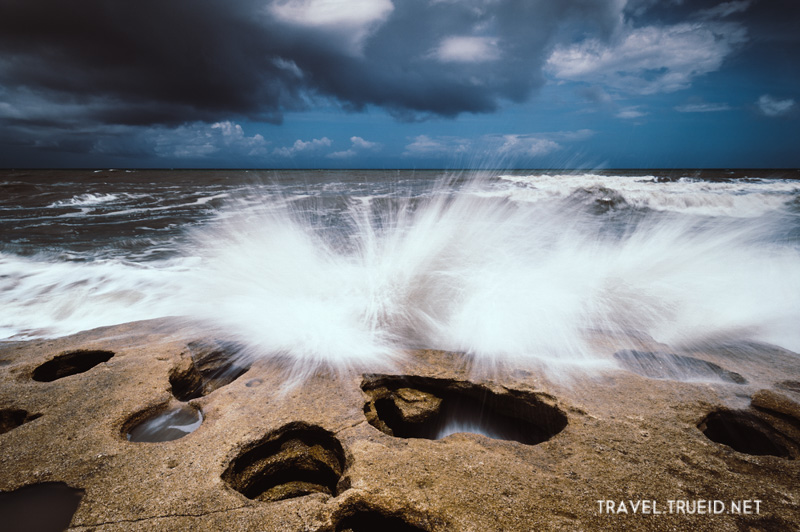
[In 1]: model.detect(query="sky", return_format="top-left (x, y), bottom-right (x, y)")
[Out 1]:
top-left (0, 0), bottom-right (798, 169)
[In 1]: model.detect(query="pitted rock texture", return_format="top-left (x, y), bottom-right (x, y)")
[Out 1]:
top-left (169, 340), bottom-right (250, 401)
top-left (222, 422), bottom-right (346, 502)
top-left (1, 320), bottom-right (800, 531)
top-left (698, 409), bottom-right (799, 459)
top-left (0, 408), bottom-right (40, 435)
top-left (361, 375), bottom-right (567, 445)
top-left (32, 349), bottom-right (114, 382)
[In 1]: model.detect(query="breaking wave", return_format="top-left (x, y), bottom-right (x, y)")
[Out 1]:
top-left (2, 172), bottom-right (799, 377)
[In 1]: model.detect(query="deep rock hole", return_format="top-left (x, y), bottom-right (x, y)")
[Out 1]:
top-left (0, 482), bottom-right (84, 531)
top-left (362, 375), bottom-right (567, 445)
top-left (0, 409), bottom-right (41, 435)
top-left (699, 410), bottom-right (795, 458)
top-left (336, 510), bottom-right (428, 532)
top-left (170, 340), bottom-right (250, 401)
top-left (32, 350), bottom-right (114, 382)
top-left (614, 350), bottom-right (746, 384)
top-left (222, 422), bottom-right (345, 502)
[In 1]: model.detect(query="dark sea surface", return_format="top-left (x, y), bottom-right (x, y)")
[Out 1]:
top-left (2, 168), bottom-right (799, 367)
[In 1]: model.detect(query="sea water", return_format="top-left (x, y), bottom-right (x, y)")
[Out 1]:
top-left (2, 169), bottom-right (799, 376)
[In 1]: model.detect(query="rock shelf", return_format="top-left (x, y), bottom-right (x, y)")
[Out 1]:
top-left (1, 321), bottom-right (799, 530)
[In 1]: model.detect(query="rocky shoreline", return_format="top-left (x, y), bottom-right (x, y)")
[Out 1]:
top-left (1, 319), bottom-right (799, 531)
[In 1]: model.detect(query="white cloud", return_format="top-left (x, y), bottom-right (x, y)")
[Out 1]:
top-left (268, 0), bottom-right (394, 55)
top-left (403, 132), bottom-right (580, 159)
top-left (151, 121), bottom-right (269, 159)
top-left (327, 136), bottom-right (380, 158)
top-left (431, 36), bottom-right (501, 63)
top-left (696, 1), bottom-right (752, 20)
top-left (546, 22), bottom-right (747, 94)
top-left (327, 149), bottom-right (357, 159)
top-left (616, 106), bottom-right (647, 119)
top-left (497, 135), bottom-right (560, 157)
top-left (551, 129), bottom-right (596, 141)
top-left (273, 136), bottom-right (332, 157)
top-left (403, 135), bottom-right (471, 157)
top-left (675, 102), bottom-right (731, 113)
top-left (350, 136), bottom-right (378, 150)
top-left (757, 95), bottom-right (795, 117)
top-left (210, 121), bottom-right (269, 155)
top-left (272, 57), bottom-right (303, 78)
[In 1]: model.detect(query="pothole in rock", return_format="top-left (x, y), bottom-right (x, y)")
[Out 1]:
top-left (362, 375), bottom-right (568, 445)
top-left (335, 510), bottom-right (428, 532)
top-left (222, 422), bottom-right (345, 502)
top-left (0, 409), bottom-right (41, 435)
top-left (698, 410), bottom-right (797, 458)
top-left (32, 349), bottom-right (114, 382)
top-left (614, 350), bottom-right (746, 384)
top-left (125, 404), bottom-right (203, 443)
top-left (170, 340), bottom-right (250, 401)
top-left (0, 482), bottom-right (84, 531)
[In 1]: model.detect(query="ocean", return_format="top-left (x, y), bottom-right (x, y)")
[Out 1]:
top-left (2, 168), bottom-right (799, 374)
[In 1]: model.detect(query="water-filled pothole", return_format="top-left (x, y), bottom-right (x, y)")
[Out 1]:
top-left (0, 409), bottom-right (41, 435)
top-left (362, 375), bottom-right (567, 445)
top-left (698, 410), bottom-right (795, 458)
top-left (614, 350), bottom-right (746, 383)
top-left (222, 422), bottom-right (345, 502)
top-left (0, 482), bottom-right (84, 531)
top-left (32, 349), bottom-right (114, 382)
top-left (335, 510), bottom-right (428, 532)
top-left (125, 404), bottom-right (203, 443)
top-left (170, 340), bottom-right (250, 401)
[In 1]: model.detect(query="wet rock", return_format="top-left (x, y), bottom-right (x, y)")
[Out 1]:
top-left (125, 403), bottom-right (203, 443)
top-left (0, 482), bottom-right (84, 531)
top-left (565, 186), bottom-right (629, 214)
top-left (169, 340), bottom-right (250, 401)
top-left (614, 350), bottom-right (746, 384)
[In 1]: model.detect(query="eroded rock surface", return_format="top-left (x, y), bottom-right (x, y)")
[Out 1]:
top-left (362, 375), bottom-right (567, 445)
top-left (170, 340), bottom-right (250, 401)
top-left (1, 320), bottom-right (799, 531)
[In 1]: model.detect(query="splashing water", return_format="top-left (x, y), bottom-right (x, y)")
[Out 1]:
top-left (1, 171), bottom-right (799, 377)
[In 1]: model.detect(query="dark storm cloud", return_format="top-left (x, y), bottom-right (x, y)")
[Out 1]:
top-left (0, 0), bottom-right (623, 128)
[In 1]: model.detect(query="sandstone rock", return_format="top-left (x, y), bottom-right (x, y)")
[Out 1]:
top-left (751, 389), bottom-right (800, 422)
top-left (0, 319), bottom-right (799, 531)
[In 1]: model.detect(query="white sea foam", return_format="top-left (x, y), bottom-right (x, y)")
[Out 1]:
top-left (2, 174), bottom-right (799, 379)
top-left (177, 177), bottom-right (800, 375)
top-left (0, 252), bottom-right (190, 339)
top-left (496, 173), bottom-right (799, 217)
top-left (48, 193), bottom-right (127, 208)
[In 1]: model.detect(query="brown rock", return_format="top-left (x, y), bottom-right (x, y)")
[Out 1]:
top-left (0, 319), bottom-right (799, 531)
top-left (751, 389), bottom-right (800, 422)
